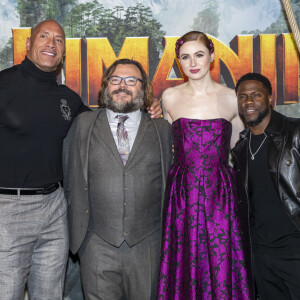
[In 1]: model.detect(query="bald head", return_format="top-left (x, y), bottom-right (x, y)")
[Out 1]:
top-left (26, 20), bottom-right (65, 72)
top-left (30, 20), bottom-right (65, 42)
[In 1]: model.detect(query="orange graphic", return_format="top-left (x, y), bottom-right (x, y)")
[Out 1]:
top-left (152, 37), bottom-right (186, 99)
top-left (253, 34), bottom-right (277, 106)
top-left (211, 35), bottom-right (253, 86)
top-left (86, 37), bottom-right (149, 106)
top-left (12, 28), bottom-right (31, 65)
top-left (277, 34), bottom-right (299, 105)
top-left (65, 38), bottom-right (82, 96)
top-left (11, 29), bottom-right (299, 107)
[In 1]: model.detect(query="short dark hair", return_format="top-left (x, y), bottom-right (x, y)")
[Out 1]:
top-left (235, 72), bottom-right (272, 95)
top-left (98, 58), bottom-right (154, 110)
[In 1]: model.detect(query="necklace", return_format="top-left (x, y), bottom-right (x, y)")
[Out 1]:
top-left (249, 132), bottom-right (267, 160)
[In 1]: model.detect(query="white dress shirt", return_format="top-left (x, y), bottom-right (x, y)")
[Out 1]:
top-left (106, 109), bottom-right (142, 151)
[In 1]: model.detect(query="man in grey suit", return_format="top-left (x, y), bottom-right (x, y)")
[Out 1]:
top-left (64, 58), bottom-right (173, 300)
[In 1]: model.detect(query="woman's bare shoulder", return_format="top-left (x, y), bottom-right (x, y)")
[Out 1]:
top-left (162, 83), bottom-right (187, 102)
top-left (215, 83), bottom-right (235, 95)
top-left (215, 84), bottom-right (237, 102)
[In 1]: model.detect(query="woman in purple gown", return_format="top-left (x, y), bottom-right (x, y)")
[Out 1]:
top-left (157, 31), bottom-right (254, 299)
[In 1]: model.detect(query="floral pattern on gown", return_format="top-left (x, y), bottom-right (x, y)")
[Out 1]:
top-left (157, 118), bottom-right (253, 300)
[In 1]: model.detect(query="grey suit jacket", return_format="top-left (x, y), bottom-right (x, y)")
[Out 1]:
top-left (63, 108), bottom-right (172, 254)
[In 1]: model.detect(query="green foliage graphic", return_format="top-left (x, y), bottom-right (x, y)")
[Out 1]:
top-left (0, 38), bottom-right (13, 70)
top-left (192, 0), bottom-right (220, 37)
top-left (17, 0), bottom-right (77, 27)
top-left (0, 0), bottom-right (78, 70)
top-left (242, 0), bottom-right (300, 35)
top-left (0, 0), bottom-right (165, 76)
top-left (64, 1), bottom-right (165, 77)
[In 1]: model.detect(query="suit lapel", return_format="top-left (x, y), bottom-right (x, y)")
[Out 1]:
top-left (95, 110), bottom-right (124, 165)
top-left (126, 112), bottom-right (150, 166)
top-left (80, 109), bottom-right (102, 183)
top-left (83, 111), bottom-right (151, 172)
top-left (150, 119), bottom-right (168, 219)
top-left (268, 135), bottom-right (284, 191)
top-left (81, 109), bottom-right (123, 183)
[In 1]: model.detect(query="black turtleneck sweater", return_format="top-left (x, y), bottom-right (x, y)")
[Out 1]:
top-left (0, 57), bottom-right (89, 188)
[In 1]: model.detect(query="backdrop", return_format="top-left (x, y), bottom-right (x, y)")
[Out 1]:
top-left (0, 0), bottom-right (299, 299)
top-left (1, 0), bottom-right (299, 113)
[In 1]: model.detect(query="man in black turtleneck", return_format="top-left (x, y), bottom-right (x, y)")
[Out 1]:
top-left (0, 20), bottom-right (88, 299)
top-left (0, 19), bottom-right (162, 299)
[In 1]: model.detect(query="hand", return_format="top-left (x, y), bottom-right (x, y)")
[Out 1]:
top-left (148, 98), bottom-right (162, 118)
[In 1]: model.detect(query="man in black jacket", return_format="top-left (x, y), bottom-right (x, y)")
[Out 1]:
top-left (232, 72), bottom-right (300, 300)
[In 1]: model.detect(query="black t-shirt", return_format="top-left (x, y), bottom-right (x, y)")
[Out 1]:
top-left (0, 57), bottom-right (89, 187)
top-left (248, 133), bottom-right (300, 254)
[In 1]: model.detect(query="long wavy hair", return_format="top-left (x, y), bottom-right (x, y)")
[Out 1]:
top-left (98, 59), bottom-right (154, 110)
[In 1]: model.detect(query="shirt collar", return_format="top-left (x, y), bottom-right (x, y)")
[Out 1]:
top-left (21, 56), bottom-right (57, 83)
top-left (106, 108), bottom-right (141, 124)
top-left (239, 110), bottom-right (285, 140)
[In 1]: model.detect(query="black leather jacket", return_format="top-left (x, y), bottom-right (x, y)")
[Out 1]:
top-left (232, 110), bottom-right (300, 231)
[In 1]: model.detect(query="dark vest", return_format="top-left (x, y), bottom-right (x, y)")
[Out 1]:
top-left (88, 117), bottom-right (162, 247)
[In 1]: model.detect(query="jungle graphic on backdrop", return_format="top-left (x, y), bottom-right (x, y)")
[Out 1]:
top-left (1, 0), bottom-right (299, 112)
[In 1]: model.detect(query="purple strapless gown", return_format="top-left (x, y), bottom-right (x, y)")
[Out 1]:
top-left (157, 118), bottom-right (252, 300)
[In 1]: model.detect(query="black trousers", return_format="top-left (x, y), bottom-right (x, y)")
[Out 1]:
top-left (253, 252), bottom-right (300, 300)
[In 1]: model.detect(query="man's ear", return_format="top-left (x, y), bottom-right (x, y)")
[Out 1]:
top-left (268, 95), bottom-right (272, 106)
top-left (26, 37), bottom-right (31, 52)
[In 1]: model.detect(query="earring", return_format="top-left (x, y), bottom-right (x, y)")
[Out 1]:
top-left (210, 58), bottom-right (214, 62)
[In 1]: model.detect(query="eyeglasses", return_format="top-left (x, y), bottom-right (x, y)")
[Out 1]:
top-left (108, 76), bottom-right (143, 86)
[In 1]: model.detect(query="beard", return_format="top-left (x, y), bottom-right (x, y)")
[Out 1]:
top-left (239, 106), bottom-right (270, 127)
top-left (103, 87), bottom-right (144, 113)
